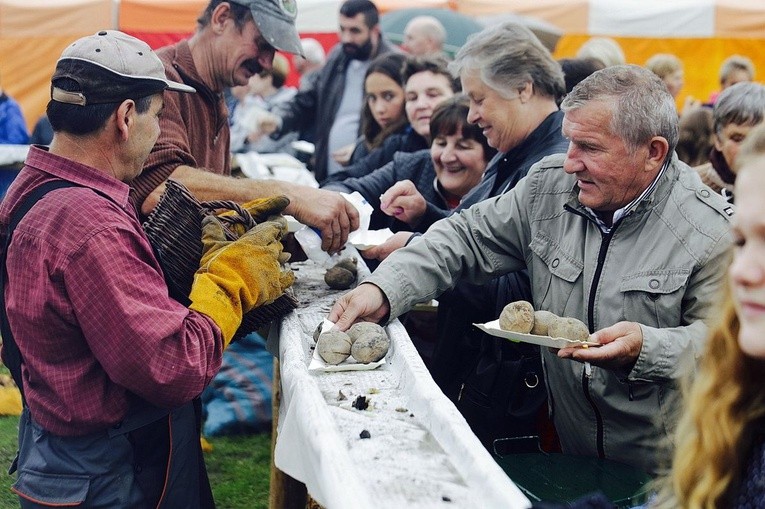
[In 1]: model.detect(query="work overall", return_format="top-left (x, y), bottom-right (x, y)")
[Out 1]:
top-left (1, 181), bottom-right (215, 508)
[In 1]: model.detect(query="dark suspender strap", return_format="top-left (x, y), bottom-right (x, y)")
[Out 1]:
top-left (0, 180), bottom-right (78, 402)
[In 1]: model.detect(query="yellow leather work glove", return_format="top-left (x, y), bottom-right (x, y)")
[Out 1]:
top-left (189, 215), bottom-right (295, 347)
top-left (217, 195), bottom-right (290, 237)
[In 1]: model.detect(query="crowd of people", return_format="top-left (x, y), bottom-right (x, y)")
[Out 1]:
top-left (1, 0), bottom-right (764, 506)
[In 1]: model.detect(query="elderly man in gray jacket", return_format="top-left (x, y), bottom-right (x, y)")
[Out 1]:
top-left (329, 65), bottom-right (734, 476)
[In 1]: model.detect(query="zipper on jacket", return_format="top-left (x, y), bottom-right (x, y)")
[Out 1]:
top-left (579, 366), bottom-right (604, 449)
top-left (586, 226), bottom-right (616, 460)
top-left (565, 203), bottom-right (616, 461)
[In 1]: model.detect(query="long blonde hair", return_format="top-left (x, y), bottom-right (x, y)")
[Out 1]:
top-left (655, 283), bottom-right (765, 507)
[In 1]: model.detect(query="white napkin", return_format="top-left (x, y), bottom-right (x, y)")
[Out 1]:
top-left (342, 192), bottom-right (394, 250)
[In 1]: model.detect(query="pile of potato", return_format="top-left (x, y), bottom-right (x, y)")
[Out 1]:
top-left (499, 300), bottom-right (590, 341)
top-left (316, 322), bottom-right (390, 365)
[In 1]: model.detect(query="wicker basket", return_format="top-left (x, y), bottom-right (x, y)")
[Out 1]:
top-left (142, 179), bottom-right (298, 342)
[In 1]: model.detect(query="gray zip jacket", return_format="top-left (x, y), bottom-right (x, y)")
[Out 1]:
top-left (366, 152), bottom-right (733, 475)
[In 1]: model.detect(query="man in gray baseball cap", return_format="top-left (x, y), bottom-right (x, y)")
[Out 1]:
top-left (0, 29), bottom-right (292, 508)
top-left (131, 0), bottom-right (360, 256)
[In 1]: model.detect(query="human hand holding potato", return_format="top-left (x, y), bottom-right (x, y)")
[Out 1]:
top-left (329, 283), bottom-right (390, 331)
top-left (557, 321), bottom-right (643, 369)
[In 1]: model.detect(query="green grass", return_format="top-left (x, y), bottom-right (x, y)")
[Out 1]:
top-left (205, 431), bottom-right (272, 508)
top-left (0, 416), bottom-right (19, 507)
top-left (0, 414), bottom-right (273, 508)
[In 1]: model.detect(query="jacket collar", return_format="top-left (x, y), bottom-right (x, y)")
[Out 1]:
top-left (500, 110), bottom-right (564, 167)
top-left (709, 147), bottom-right (736, 184)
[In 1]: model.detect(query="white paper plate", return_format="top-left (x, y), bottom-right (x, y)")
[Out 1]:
top-left (474, 320), bottom-right (600, 349)
top-left (308, 346), bottom-right (387, 372)
top-left (348, 228), bottom-right (394, 250)
top-left (256, 152), bottom-right (306, 169)
top-left (291, 140), bottom-right (315, 155)
top-left (283, 215), bottom-right (302, 233)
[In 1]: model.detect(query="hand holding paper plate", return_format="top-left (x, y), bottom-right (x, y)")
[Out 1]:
top-left (474, 320), bottom-right (600, 349)
top-left (339, 191), bottom-right (396, 250)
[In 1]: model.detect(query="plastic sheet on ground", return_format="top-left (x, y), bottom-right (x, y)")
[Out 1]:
top-left (273, 254), bottom-right (531, 509)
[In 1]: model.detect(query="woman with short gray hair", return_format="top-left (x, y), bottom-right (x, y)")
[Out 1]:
top-left (449, 22), bottom-right (565, 103)
top-left (695, 81), bottom-right (765, 202)
top-left (443, 22), bottom-right (566, 206)
top-left (392, 21), bottom-right (570, 449)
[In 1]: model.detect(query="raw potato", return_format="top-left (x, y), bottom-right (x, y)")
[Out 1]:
top-left (348, 322), bottom-right (385, 344)
top-left (531, 310), bottom-right (557, 336)
top-left (324, 266), bottom-right (356, 290)
top-left (334, 257), bottom-right (358, 277)
top-left (317, 331), bottom-right (353, 364)
top-left (351, 332), bottom-right (390, 363)
top-left (548, 317), bottom-right (590, 342)
top-left (499, 300), bottom-right (535, 333)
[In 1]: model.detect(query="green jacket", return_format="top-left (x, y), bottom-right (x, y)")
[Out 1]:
top-left (368, 152), bottom-right (733, 475)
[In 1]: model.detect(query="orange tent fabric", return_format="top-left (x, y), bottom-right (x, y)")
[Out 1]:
top-left (2, 0), bottom-right (765, 132)
top-left (120, 0), bottom-right (205, 48)
top-left (455, 0), bottom-right (765, 109)
top-left (0, 0), bottom-right (113, 132)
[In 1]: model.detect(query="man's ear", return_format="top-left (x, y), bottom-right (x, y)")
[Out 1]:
top-left (371, 24), bottom-right (381, 41)
top-left (115, 99), bottom-right (135, 141)
top-left (646, 136), bottom-right (670, 172)
top-left (211, 1), bottom-right (232, 34)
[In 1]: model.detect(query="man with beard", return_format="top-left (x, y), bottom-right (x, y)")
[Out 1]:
top-left (260, 0), bottom-right (397, 183)
top-left (132, 0), bottom-right (359, 254)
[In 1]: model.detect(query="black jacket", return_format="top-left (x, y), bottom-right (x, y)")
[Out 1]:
top-left (273, 38), bottom-right (398, 184)
top-left (326, 127), bottom-right (429, 184)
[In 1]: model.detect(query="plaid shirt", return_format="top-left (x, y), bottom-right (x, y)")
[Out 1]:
top-left (0, 146), bottom-right (223, 436)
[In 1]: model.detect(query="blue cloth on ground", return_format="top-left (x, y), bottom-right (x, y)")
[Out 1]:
top-left (202, 332), bottom-right (273, 436)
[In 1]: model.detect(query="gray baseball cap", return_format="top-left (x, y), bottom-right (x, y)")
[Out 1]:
top-left (229, 0), bottom-right (303, 56)
top-left (51, 30), bottom-right (195, 106)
